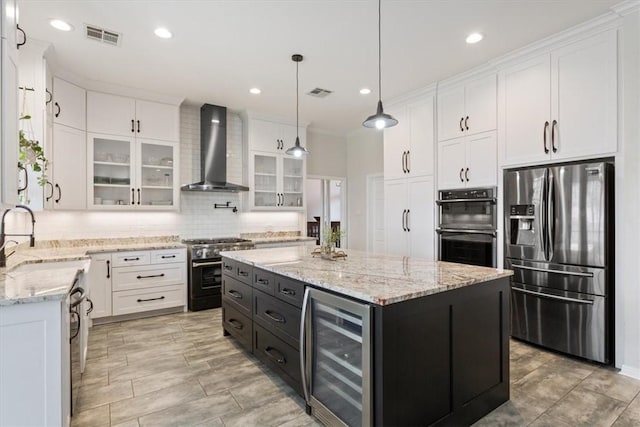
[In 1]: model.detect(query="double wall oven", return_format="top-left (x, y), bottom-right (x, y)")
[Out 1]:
top-left (183, 238), bottom-right (255, 311)
top-left (436, 188), bottom-right (497, 268)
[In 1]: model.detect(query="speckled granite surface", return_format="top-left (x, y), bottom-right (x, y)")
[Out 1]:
top-left (240, 231), bottom-right (316, 244)
top-left (0, 236), bottom-right (185, 306)
top-left (221, 247), bottom-right (513, 305)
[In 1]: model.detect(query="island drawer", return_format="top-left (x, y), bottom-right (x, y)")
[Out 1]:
top-left (254, 290), bottom-right (301, 349)
top-left (112, 251), bottom-right (151, 267)
top-left (223, 303), bottom-right (252, 352)
top-left (222, 276), bottom-right (252, 316)
top-left (112, 284), bottom-right (184, 316)
top-left (222, 259), bottom-right (252, 286)
top-left (150, 248), bottom-right (186, 264)
top-left (253, 268), bottom-right (275, 295)
top-left (275, 275), bottom-right (305, 308)
top-left (254, 323), bottom-right (301, 388)
top-left (112, 263), bottom-right (185, 292)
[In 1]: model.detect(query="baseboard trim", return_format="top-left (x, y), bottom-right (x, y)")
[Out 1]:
top-left (620, 364), bottom-right (640, 380)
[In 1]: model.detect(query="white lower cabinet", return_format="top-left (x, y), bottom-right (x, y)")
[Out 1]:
top-left (438, 132), bottom-right (497, 190)
top-left (384, 175), bottom-right (435, 259)
top-left (88, 248), bottom-right (186, 320)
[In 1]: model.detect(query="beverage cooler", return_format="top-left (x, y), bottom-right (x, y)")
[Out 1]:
top-left (300, 288), bottom-right (372, 426)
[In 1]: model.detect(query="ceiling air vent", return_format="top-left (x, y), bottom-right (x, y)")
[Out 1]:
top-left (85, 24), bottom-right (121, 46)
top-left (307, 88), bottom-right (333, 98)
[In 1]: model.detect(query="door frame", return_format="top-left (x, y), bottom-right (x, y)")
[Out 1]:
top-left (366, 173), bottom-right (384, 253)
top-left (307, 175), bottom-right (348, 248)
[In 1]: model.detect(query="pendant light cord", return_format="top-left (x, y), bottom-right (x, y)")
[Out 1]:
top-left (378, 0), bottom-right (382, 101)
top-left (296, 58), bottom-right (299, 140)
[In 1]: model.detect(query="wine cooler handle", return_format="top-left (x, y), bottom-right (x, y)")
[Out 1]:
top-left (300, 287), bottom-right (311, 404)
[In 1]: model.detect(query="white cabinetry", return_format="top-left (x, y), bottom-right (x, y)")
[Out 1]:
top-left (499, 29), bottom-right (617, 166)
top-left (244, 116), bottom-right (307, 211)
top-left (438, 132), bottom-right (497, 190)
top-left (437, 74), bottom-right (496, 141)
top-left (384, 95), bottom-right (434, 180)
top-left (88, 253), bottom-right (112, 319)
top-left (384, 176), bottom-right (435, 259)
top-left (53, 78), bottom-right (86, 131)
top-left (87, 91), bottom-right (179, 141)
top-left (48, 124), bottom-right (87, 209)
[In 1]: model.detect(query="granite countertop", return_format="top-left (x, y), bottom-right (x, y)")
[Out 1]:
top-left (221, 247), bottom-right (513, 305)
top-left (240, 231), bottom-right (316, 245)
top-left (0, 236), bottom-right (185, 306)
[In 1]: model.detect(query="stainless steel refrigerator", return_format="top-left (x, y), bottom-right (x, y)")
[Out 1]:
top-left (504, 160), bottom-right (614, 364)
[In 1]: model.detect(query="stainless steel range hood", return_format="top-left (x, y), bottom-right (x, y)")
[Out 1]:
top-left (181, 104), bottom-right (249, 192)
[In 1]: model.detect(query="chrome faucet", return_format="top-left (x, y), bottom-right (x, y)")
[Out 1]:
top-left (0, 205), bottom-right (36, 267)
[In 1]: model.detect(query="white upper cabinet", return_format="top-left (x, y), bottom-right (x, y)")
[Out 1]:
top-left (438, 131), bottom-right (497, 190)
top-left (248, 119), bottom-right (304, 154)
top-left (1, 0), bottom-right (18, 61)
top-left (87, 91), bottom-right (179, 142)
top-left (500, 29), bottom-right (617, 166)
top-left (437, 74), bottom-right (496, 141)
top-left (53, 78), bottom-right (86, 131)
top-left (48, 124), bottom-right (87, 210)
top-left (1, 38), bottom-right (19, 206)
top-left (384, 94), bottom-right (434, 180)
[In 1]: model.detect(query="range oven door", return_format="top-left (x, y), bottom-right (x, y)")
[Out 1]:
top-left (190, 259), bottom-right (223, 298)
top-left (437, 229), bottom-right (496, 267)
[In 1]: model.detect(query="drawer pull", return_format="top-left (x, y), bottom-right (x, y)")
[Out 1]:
top-left (264, 310), bottom-right (285, 323)
top-left (136, 273), bottom-right (166, 279)
top-left (256, 278), bottom-right (270, 286)
top-left (228, 290), bottom-right (243, 299)
top-left (137, 296), bottom-right (165, 303)
top-left (224, 265), bottom-right (233, 271)
top-left (228, 318), bottom-right (244, 330)
top-left (161, 255), bottom-right (176, 259)
top-left (280, 288), bottom-right (296, 296)
top-left (264, 346), bottom-right (286, 364)
top-left (124, 257), bottom-right (140, 262)
top-left (238, 270), bottom-right (249, 277)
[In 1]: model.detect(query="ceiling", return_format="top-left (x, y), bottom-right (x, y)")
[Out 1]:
top-left (19, 0), bottom-right (619, 134)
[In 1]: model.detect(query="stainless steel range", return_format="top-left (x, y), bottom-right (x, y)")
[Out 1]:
top-left (183, 238), bottom-right (255, 311)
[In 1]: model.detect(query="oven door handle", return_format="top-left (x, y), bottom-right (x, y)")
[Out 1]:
top-left (192, 261), bottom-right (223, 268)
top-left (436, 198), bottom-right (497, 204)
top-left (436, 228), bottom-right (497, 237)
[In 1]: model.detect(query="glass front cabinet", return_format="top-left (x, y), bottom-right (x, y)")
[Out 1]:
top-left (249, 152), bottom-right (305, 211)
top-left (87, 133), bottom-right (179, 210)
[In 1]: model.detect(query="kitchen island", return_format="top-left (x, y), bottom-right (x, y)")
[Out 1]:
top-left (221, 247), bottom-right (513, 426)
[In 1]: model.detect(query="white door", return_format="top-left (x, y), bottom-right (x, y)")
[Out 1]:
top-left (251, 152), bottom-right (279, 209)
top-left (135, 100), bottom-right (179, 142)
top-left (250, 119), bottom-right (281, 153)
top-left (136, 139), bottom-right (178, 209)
top-left (52, 78), bottom-right (86, 131)
top-left (464, 74), bottom-right (497, 136)
top-left (551, 30), bottom-right (617, 160)
top-left (437, 139), bottom-right (466, 190)
top-left (407, 176), bottom-right (435, 259)
top-left (465, 132), bottom-right (497, 188)
top-left (281, 156), bottom-right (305, 209)
top-left (437, 85), bottom-right (465, 141)
top-left (51, 124), bottom-right (86, 210)
top-left (383, 106), bottom-right (409, 180)
top-left (500, 54), bottom-right (552, 166)
top-left (86, 91), bottom-right (136, 137)
top-left (1, 39), bottom-right (19, 205)
top-left (384, 178), bottom-right (408, 256)
top-left (87, 133), bottom-right (135, 209)
top-left (408, 97), bottom-right (434, 177)
top-left (88, 253), bottom-right (112, 319)
top-left (367, 175), bottom-right (385, 253)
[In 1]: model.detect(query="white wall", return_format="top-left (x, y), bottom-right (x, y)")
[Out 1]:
top-left (306, 178), bottom-right (321, 221)
top-left (346, 128), bottom-right (383, 251)
top-left (4, 104), bottom-right (302, 240)
top-left (306, 130), bottom-right (347, 177)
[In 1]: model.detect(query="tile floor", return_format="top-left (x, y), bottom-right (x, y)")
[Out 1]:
top-left (73, 309), bottom-right (640, 427)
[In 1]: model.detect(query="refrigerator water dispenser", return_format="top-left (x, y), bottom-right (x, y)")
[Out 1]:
top-left (509, 204), bottom-right (536, 246)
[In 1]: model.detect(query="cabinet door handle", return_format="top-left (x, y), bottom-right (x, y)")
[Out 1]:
top-left (238, 270), bottom-right (249, 277)
top-left (54, 102), bottom-right (61, 118)
top-left (224, 264), bottom-right (233, 271)
top-left (137, 120), bottom-right (141, 133)
top-left (131, 119), bottom-right (135, 133)
top-left (280, 288), bottom-right (296, 296)
top-left (465, 116), bottom-right (469, 130)
top-left (106, 260), bottom-right (111, 278)
top-left (264, 310), bottom-right (286, 323)
top-left (86, 298), bottom-right (94, 315)
top-left (55, 184), bottom-right (62, 203)
top-left (264, 346), bottom-right (286, 364)
top-left (465, 167), bottom-right (469, 182)
top-left (228, 289), bottom-right (243, 299)
top-left (16, 25), bottom-right (26, 49)
top-left (228, 318), bottom-right (244, 330)
top-left (137, 296), bottom-right (165, 303)
top-left (136, 273), bottom-right (165, 279)
top-left (459, 117), bottom-right (464, 132)
top-left (459, 168), bottom-right (464, 183)
top-left (45, 181), bottom-right (54, 202)
top-left (17, 163), bottom-right (28, 193)
top-left (256, 278), bottom-right (269, 286)
top-left (402, 209), bottom-right (407, 232)
top-left (131, 188), bottom-right (135, 205)
top-left (406, 150), bottom-right (410, 173)
top-left (401, 151), bottom-right (406, 173)
top-left (551, 120), bottom-right (558, 153)
top-left (137, 188), bottom-right (141, 205)
top-left (543, 121), bottom-right (550, 154)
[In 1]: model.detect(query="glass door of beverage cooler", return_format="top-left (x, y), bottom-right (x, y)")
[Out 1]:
top-left (301, 288), bottom-right (372, 427)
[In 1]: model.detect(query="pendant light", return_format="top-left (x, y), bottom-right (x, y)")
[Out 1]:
top-left (286, 54), bottom-right (309, 157)
top-left (362, 0), bottom-right (398, 130)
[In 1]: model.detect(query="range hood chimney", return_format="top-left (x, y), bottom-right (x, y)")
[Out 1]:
top-left (181, 104), bottom-right (249, 192)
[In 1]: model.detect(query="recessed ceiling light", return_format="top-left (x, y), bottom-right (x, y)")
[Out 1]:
top-left (360, 88), bottom-right (371, 95)
top-left (50, 19), bottom-right (73, 31)
top-left (466, 32), bottom-right (483, 44)
top-left (154, 27), bottom-right (172, 39)
top-left (249, 88), bottom-right (261, 95)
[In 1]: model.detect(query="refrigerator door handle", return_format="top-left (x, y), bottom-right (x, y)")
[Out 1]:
top-left (512, 286), bottom-right (594, 305)
top-left (547, 172), bottom-right (555, 261)
top-left (540, 169), bottom-right (549, 260)
top-left (300, 287), bottom-right (311, 404)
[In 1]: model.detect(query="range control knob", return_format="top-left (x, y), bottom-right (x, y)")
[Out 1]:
top-left (195, 249), bottom-right (203, 258)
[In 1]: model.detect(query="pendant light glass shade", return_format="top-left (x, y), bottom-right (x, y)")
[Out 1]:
top-left (286, 54), bottom-right (309, 157)
top-left (363, 0), bottom-right (398, 130)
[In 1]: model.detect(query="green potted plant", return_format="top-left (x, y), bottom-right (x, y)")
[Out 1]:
top-left (19, 115), bottom-right (48, 187)
top-left (320, 226), bottom-right (345, 258)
